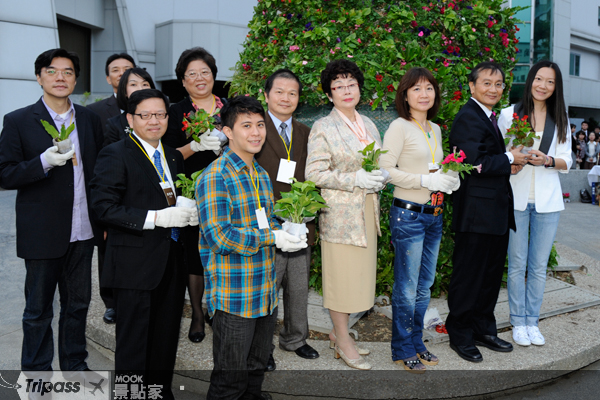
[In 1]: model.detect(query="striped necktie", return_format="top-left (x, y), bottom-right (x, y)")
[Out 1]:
top-left (279, 122), bottom-right (290, 148)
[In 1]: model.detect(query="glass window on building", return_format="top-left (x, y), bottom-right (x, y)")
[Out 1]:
top-left (534, 0), bottom-right (553, 62)
top-left (570, 53), bottom-right (580, 76)
top-left (598, 7), bottom-right (600, 26)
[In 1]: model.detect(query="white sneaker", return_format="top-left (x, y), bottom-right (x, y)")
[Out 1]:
top-left (527, 326), bottom-right (545, 346)
top-left (512, 326), bottom-right (531, 346)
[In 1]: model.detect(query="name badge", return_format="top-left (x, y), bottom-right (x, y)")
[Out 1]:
top-left (276, 159), bottom-right (297, 184)
top-left (160, 181), bottom-right (176, 206)
top-left (428, 162), bottom-right (439, 173)
top-left (255, 207), bottom-right (269, 229)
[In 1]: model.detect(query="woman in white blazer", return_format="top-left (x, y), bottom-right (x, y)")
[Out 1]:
top-left (498, 61), bottom-right (572, 347)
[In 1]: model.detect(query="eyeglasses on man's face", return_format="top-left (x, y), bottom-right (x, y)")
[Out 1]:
top-left (133, 112), bottom-right (168, 120)
top-left (478, 81), bottom-right (506, 90)
top-left (184, 70), bottom-right (212, 80)
top-left (44, 68), bottom-right (75, 78)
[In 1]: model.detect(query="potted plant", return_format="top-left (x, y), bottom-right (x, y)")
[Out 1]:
top-left (504, 114), bottom-right (539, 154)
top-left (41, 120), bottom-right (74, 154)
top-left (441, 147), bottom-right (482, 178)
top-left (274, 179), bottom-right (328, 238)
top-left (182, 108), bottom-right (219, 143)
top-left (358, 141), bottom-right (389, 182)
top-left (174, 169), bottom-right (204, 208)
top-left (563, 192), bottom-right (570, 203)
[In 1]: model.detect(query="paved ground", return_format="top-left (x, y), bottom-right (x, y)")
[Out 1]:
top-left (1, 188), bottom-right (600, 399)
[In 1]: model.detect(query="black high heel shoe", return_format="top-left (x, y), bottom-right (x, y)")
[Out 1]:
top-left (188, 318), bottom-right (206, 343)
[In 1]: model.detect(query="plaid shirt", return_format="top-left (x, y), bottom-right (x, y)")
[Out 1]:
top-left (196, 147), bottom-right (280, 318)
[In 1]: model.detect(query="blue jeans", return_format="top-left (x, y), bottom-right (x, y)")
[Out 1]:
top-left (508, 203), bottom-right (560, 327)
top-left (22, 240), bottom-right (93, 371)
top-left (390, 200), bottom-right (442, 361)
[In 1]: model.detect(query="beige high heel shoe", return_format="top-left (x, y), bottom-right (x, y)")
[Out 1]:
top-left (334, 344), bottom-right (372, 370)
top-left (329, 332), bottom-right (370, 355)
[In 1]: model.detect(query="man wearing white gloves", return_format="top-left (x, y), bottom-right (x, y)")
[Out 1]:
top-left (0, 49), bottom-right (104, 371)
top-left (91, 89), bottom-right (192, 399)
top-left (197, 96), bottom-right (307, 400)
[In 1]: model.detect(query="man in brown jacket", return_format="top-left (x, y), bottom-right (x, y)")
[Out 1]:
top-left (255, 69), bottom-right (319, 371)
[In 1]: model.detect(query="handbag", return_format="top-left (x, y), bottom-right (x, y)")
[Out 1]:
top-left (580, 189), bottom-right (592, 203)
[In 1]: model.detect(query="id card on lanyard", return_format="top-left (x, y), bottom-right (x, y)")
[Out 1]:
top-left (276, 125), bottom-right (296, 184)
top-left (249, 164), bottom-right (270, 229)
top-left (130, 134), bottom-right (176, 206)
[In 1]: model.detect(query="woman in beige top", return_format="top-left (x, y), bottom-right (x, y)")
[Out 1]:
top-left (380, 68), bottom-right (459, 373)
top-left (305, 60), bottom-right (385, 370)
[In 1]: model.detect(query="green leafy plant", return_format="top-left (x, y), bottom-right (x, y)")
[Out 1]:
top-left (358, 141), bottom-right (388, 172)
top-left (274, 179), bottom-right (328, 223)
top-left (175, 169), bottom-right (204, 199)
top-left (182, 109), bottom-right (219, 143)
top-left (40, 120), bottom-right (74, 142)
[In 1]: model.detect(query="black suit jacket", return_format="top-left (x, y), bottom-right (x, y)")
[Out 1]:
top-left (104, 113), bottom-right (129, 147)
top-left (87, 95), bottom-right (120, 139)
top-left (0, 98), bottom-right (104, 259)
top-left (90, 135), bottom-right (184, 290)
top-left (162, 97), bottom-right (218, 177)
top-left (449, 98), bottom-right (515, 235)
top-left (255, 113), bottom-right (315, 244)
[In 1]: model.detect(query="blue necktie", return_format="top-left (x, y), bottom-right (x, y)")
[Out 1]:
top-left (153, 150), bottom-right (179, 241)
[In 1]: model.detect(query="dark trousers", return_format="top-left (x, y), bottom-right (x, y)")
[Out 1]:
top-left (207, 308), bottom-right (278, 400)
top-left (271, 247), bottom-right (311, 353)
top-left (97, 238), bottom-right (115, 309)
top-left (114, 240), bottom-right (185, 400)
top-left (22, 239), bottom-right (94, 371)
top-left (446, 231), bottom-right (510, 346)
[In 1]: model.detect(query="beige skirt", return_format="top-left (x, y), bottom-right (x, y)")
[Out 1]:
top-left (321, 194), bottom-right (377, 314)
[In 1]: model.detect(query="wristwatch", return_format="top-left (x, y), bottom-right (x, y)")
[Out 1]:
top-left (544, 156), bottom-right (555, 168)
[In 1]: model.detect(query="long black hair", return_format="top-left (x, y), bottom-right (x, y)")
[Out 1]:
top-left (117, 68), bottom-right (156, 112)
top-left (521, 60), bottom-right (568, 143)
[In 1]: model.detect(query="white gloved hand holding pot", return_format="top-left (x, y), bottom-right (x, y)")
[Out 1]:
top-left (421, 170), bottom-right (459, 194)
top-left (155, 207), bottom-right (194, 228)
top-left (273, 230), bottom-right (308, 252)
top-left (190, 130), bottom-right (221, 152)
top-left (43, 146), bottom-right (74, 167)
top-left (355, 168), bottom-right (385, 190)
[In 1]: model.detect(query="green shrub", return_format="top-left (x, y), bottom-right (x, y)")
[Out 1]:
top-left (231, 0), bottom-right (528, 297)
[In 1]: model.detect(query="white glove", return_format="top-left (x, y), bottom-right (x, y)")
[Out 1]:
top-left (43, 146), bottom-right (74, 167)
top-left (190, 130), bottom-right (221, 152)
top-left (421, 170), bottom-right (458, 194)
top-left (273, 230), bottom-right (308, 252)
top-left (441, 169), bottom-right (460, 191)
top-left (355, 169), bottom-right (385, 190)
top-left (188, 207), bottom-right (199, 226)
top-left (155, 207), bottom-right (194, 228)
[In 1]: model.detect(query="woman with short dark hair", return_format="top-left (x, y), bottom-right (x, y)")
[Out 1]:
top-left (162, 47), bottom-right (227, 344)
top-left (380, 67), bottom-right (459, 372)
top-left (305, 59), bottom-right (385, 370)
top-left (104, 67), bottom-right (155, 145)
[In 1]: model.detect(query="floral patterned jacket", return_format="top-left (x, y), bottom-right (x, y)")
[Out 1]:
top-left (305, 108), bottom-right (382, 248)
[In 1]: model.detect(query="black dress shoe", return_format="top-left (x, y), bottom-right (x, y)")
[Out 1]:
top-left (474, 334), bottom-right (514, 352)
top-left (188, 331), bottom-right (206, 343)
top-left (205, 311), bottom-right (213, 328)
top-left (294, 344), bottom-right (319, 359)
top-left (103, 308), bottom-right (116, 324)
top-left (449, 342), bottom-right (483, 363)
top-left (264, 354), bottom-right (276, 372)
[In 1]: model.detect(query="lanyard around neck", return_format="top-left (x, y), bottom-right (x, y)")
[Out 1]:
top-left (192, 95), bottom-right (216, 115)
top-left (413, 119), bottom-right (438, 164)
top-left (129, 133), bottom-right (167, 182)
top-left (248, 164), bottom-right (262, 209)
top-left (279, 125), bottom-right (293, 161)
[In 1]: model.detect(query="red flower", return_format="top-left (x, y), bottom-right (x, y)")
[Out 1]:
top-left (441, 6), bottom-right (446, 14)
top-left (452, 90), bottom-right (462, 100)
top-left (411, 20), bottom-right (418, 28)
top-left (447, 45), bottom-right (455, 52)
top-left (484, 47), bottom-right (490, 52)
top-left (449, 2), bottom-right (455, 8)
top-left (387, 84), bottom-right (395, 92)
top-left (181, 120), bottom-right (189, 131)
top-left (375, 74), bottom-right (383, 82)
top-left (513, 113), bottom-right (518, 118)
top-left (522, 115), bottom-right (529, 121)
top-left (487, 20), bottom-right (494, 28)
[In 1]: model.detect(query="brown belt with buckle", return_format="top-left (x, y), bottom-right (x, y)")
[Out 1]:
top-left (393, 198), bottom-right (443, 216)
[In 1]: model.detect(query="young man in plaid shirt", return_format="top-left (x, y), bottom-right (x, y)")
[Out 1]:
top-left (197, 95), bottom-right (307, 400)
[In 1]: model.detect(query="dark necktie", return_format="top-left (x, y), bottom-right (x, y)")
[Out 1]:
top-left (153, 150), bottom-right (179, 241)
top-left (279, 122), bottom-right (290, 148)
top-left (490, 113), bottom-right (501, 138)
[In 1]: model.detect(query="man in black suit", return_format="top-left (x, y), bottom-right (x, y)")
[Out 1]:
top-left (0, 48), bottom-right (104, 371)
top-left (90, 89), bottom-right (196, 399)
top-left (87, 52), bottom-right (134, 324)
top-left (446, 62), bottom-right (528, 363)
